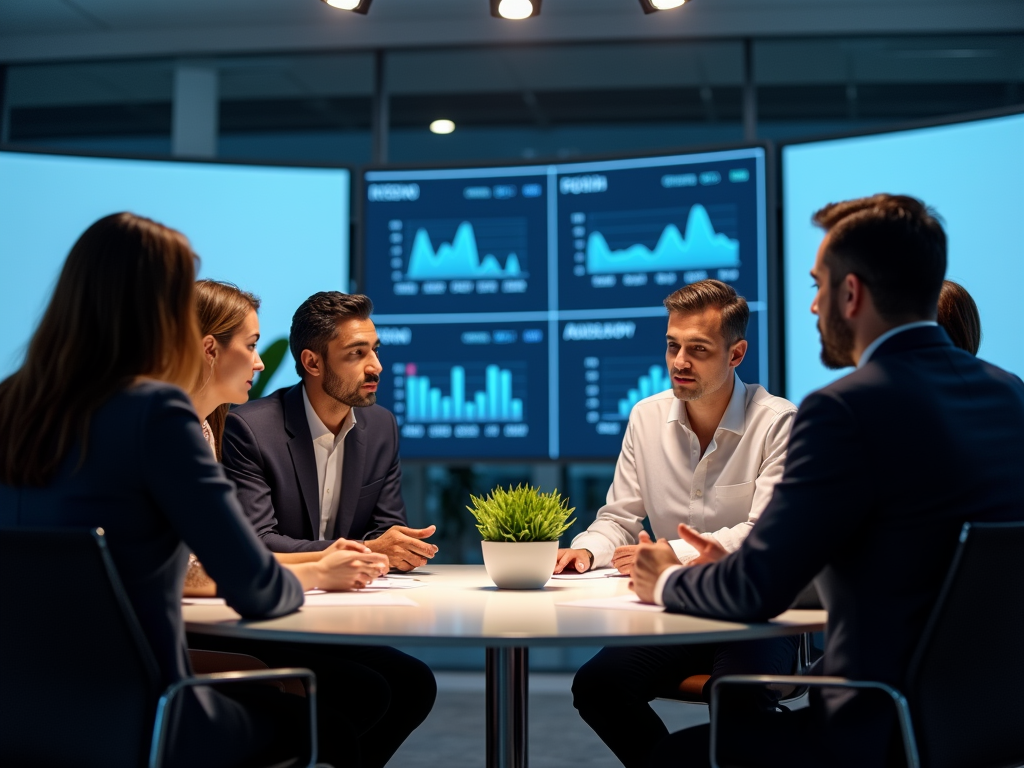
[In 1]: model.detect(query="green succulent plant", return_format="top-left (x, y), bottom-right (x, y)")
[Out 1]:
top-left (249, 338), bottom-right (290, 399)
top-left (467, 484), bottom-right (576, 543)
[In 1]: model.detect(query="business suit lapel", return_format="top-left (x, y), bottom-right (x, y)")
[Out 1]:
top-left (333, 414), bottom-right (366, 540)
top-left (284, 385), bottom-right (322, 541)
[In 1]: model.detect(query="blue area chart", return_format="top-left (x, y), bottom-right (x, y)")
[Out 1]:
top-left (403, 363), bottom-right (524, 423)
top-left (586, 204), bottom-right (740, 274)
top-left (407, 222), bottom-right (524, 280)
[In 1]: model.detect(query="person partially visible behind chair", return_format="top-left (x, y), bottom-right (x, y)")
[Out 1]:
top-left (0, 213), bottom-right (312, 768)
top-left (937, 279), bottom-right (981, 355)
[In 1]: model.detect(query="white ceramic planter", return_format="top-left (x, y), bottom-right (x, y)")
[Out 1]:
top-left (480, 540), bottom-right (559, 590)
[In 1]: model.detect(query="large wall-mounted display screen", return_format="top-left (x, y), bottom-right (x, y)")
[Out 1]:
top-left (0, 150), bottom-right (350, 394)
top-left (363, 147), bottom-right (768, 459)
top-left (783, 111), bottom-right (1024, 404)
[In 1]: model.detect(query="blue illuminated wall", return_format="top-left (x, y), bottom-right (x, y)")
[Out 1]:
top-left (364, 147), bottom-right (769, 459)
top-left (0, 151), bottom-right (350, 392)
top-left (783, 112), bottom-right (1024, 403)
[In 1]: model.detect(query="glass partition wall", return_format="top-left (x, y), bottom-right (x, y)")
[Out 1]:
top-left (3, 34), bottom-right (1022, 566)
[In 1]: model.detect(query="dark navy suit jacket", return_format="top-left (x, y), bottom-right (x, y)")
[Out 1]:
top-left (0, 382), bottom-right (303, 688)
top-left (222, 384), bottom-right (407, 553)
top-left (661, 326), bottom-right (1024, 763)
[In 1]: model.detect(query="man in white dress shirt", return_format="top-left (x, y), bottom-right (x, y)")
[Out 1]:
top-left (558, 280), bottom-right (798, 768)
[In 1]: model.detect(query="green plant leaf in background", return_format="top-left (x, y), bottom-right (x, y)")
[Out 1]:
top-left (467, 484), bottom-right (576, 543)
top-left (250, 337), bottom-right (290, 399)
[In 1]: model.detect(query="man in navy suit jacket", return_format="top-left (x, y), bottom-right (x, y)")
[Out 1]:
top-left (223, 291), bottom-right (438, 570)
top-left (631, 194), bottom-right (1024, 766)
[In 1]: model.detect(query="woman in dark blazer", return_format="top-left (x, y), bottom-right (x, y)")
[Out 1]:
top-left (0, 213), bottom-right (311, 767)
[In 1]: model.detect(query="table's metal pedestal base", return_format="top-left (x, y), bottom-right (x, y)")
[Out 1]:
top-left (486, 647), bottom-right (528, 768)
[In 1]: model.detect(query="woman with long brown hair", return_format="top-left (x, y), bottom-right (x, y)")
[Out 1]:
top-left (184, 278), bottom-right (388, 593)
top-left (184, 279), bottom-right (436, 768)
top-left (0, 213), bottom-right (369, 767)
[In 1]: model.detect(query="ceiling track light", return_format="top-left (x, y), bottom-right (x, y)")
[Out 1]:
top-left (638, 0), bottom-right (688, 12)
top-left (490, 0), bottom-right (542, 20)
top-left (320, 0), bottom-right (373, 13)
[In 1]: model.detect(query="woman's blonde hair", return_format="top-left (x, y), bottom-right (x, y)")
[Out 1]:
top-left (192, 279), bottom-right (261, 460)
top-left (0, 212), bottom-right (202, 486)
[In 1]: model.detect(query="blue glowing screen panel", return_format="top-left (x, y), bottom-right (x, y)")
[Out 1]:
top-left (364, 147), bottom-right (769, 459)
top-left (782, 112), bottom-right (1024, 404)
top-left (377, 322), bottom-right (549, 458)
top-left (555, 154), bottom-right (762, 311)
top-left (364, 173), bottom-right (548, 314)
top-left (0, 151), bottom-right (350, 392)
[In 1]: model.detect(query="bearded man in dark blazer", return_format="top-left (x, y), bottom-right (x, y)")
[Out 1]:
top-left (631, 194), bottom-right (1024, 767)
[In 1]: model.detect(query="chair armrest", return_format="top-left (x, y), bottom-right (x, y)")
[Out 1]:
top-left (708, 674), bottom-right (920, 768)
top-left (149, 667), bottom-right (318, 768)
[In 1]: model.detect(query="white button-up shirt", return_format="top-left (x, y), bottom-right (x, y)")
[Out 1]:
top-left (571, 373), bottom-right (796, 569)
top-left (302, 386), bottom-right (357, 541)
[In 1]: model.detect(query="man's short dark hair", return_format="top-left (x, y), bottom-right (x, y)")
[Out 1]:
top-left (663, 279), bottom-right (749, 344)
top-left (290, 292), bottom-right (373, 377)
top-left (813, 194), bottom-right (946, 322)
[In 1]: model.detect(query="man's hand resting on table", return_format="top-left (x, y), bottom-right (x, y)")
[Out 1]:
top-left (365, 525), bottom-right (438, 571)
top-left (611, 544), bottom-right (639, 575)
top-left (630, 524), bottom-right (729, 603)
top-left (554, 548), bottom-right (592, 573)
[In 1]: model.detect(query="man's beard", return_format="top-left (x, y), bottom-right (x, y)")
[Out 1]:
top-left (819, 291), bottom-right (856, 369)
top-left (322, 365), bottom-right (379, 408)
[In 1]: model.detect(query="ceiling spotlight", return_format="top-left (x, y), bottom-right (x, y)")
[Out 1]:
top-left (638, 0), bottom-right (687, 12)
top-left (430, 119), bottom-right (456, 135)
top-left (491, 0), bottom-right (541, 20)
top-left (320, 0), bottom-right (372, 13)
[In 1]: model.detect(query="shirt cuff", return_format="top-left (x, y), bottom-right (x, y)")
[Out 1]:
top-left (654, 564), bottom-right (685, 607)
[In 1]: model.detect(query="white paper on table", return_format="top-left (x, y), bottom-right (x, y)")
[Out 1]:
top-left (362, 577), bottom-right (428, 590)
top-left (182, 597), bottom-right (227, 605)
top-left (302, 592), bottom-right (418, 607)
top-left (551, 568), bottom-right (620, 580)
top-left (557, 594), bottom-right (665, 612)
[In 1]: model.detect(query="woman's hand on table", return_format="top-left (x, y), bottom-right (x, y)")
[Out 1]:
top-left (314, 550), bottom-right (390, 591)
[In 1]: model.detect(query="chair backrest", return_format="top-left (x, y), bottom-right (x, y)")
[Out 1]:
top-left (906, 521), bottom-right (1024, 768)
top-left (0, 527), bottom-right (163, 768)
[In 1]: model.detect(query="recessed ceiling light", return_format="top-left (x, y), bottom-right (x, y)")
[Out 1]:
top-left (639, 0), bottom-right (687, 12)
top-left (320, 0), bottom-right (372, 14)
top-left (491, 0), bottom-right (541, 20)
top-left (430, 119), bottom-right (456, 135)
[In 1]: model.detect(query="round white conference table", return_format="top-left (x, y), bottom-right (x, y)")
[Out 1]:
top-left (184, 565), bottom-right (826, 768)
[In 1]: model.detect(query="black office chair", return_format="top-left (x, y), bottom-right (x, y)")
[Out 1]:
top-left (709, 521), bottom-right (1024, 768)
top-left (0, 527), bottom-right (318, 768)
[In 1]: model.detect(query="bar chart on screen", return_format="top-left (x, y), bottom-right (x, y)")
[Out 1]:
top-left (399, 362), bottom-right (526, 425)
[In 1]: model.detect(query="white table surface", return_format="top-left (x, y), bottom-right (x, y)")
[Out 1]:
top-left (184, 564), bottom-right (826, 648)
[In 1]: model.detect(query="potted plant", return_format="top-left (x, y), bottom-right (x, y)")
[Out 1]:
top-left (467, 484), bottom-right (576, 589)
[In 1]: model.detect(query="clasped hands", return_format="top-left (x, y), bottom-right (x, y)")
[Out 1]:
top-left (315, 524), bottom-right (438, 592)
top-left (629, 524), bottom-right (728, 603)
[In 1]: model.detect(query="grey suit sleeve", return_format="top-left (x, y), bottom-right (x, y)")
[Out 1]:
top-left (222, 411), bottom-right (330, 553)
top-left (363, 411), bottom-right (408, 540)
top-left (662, 391), bottom-right (870, 621)
top-left (142, 389), bottom-right (303, 619)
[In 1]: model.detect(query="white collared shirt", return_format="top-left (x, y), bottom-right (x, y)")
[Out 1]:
top-left (858, 321), bottom-right (938, 368)
top-left (302, 386), bottom-right (357, 540)
top-left (571, 373), bottom-right (796, 576)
